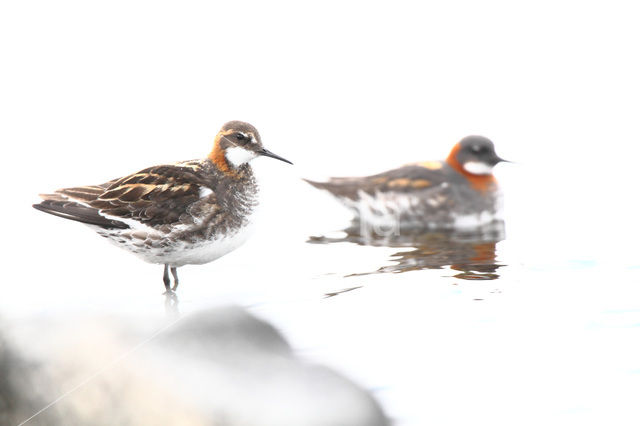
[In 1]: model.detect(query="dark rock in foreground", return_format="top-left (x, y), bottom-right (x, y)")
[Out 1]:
top-left (1, 306), bottom-right (388, 426)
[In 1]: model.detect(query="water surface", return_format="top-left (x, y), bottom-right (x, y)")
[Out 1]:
top-left (7, 172), bottom-right (640, 426)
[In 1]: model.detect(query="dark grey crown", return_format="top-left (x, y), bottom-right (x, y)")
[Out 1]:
top-left (456, 136), bottom-right (504, 166)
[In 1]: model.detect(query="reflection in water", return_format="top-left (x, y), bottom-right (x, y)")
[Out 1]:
top-left (164, 291), bottom-right (180, 318)
top-left (309, 221), bottom-right (506, 280)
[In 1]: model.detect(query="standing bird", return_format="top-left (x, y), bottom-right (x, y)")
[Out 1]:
top-left (305, 136), bottom-right (507, 231)
top-left (33, 121), bottom-right (292, 292)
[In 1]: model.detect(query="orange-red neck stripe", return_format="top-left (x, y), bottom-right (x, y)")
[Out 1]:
top-left (208, 131), bottom-right (235, 175)
top-left (446, 143), bottom-right (496, 192)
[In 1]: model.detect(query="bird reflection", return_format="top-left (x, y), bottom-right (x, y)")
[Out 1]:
top-left (309, 221), bottom-right (505, 280)
top-left (163, 291), bottom-right (180, 318)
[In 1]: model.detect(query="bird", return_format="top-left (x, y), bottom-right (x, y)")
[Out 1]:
top-left (305, 135), bottom-right (507, 231)
top-left (33, 121), bottom-right (292, 292)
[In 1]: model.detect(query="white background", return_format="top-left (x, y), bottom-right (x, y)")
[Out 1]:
top-left (2, 0), bottom-right (639, 250)
top-left (2, 1), bottom-right (640, 425)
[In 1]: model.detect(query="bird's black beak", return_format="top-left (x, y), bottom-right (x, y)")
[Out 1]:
top-left (492, 154), bottom-right (510, 165)
top-left (258, 148), bottom-right (293, 165)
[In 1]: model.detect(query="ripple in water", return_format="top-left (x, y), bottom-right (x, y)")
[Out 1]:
top-left (308, 221), bottom-right (506, 280)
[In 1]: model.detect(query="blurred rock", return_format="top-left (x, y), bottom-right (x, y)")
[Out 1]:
top-left (1, 306), bottom-right (388, 426)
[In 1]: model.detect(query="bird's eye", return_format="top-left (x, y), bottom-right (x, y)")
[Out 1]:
top-left (235, 133), bottom-right (247, 141)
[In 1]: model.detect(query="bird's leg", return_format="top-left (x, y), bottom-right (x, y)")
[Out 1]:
top-left (170, 267), bottom-right (179, 291)
top-left (163, 264), bottom-right (171, 292)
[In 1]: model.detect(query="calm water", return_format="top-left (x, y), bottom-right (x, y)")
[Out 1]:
top-left (7, 167), bottom-right (640, 426)
top-left (5, 1), bottom-right (640, 422)
top-left (309, 221), bottom-right (505, 281)
top-left (297, 219), bottom-right (640, 425)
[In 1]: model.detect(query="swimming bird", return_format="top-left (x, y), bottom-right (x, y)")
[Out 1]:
top-left (33, 121), bottom-right (292, 292)
top-left (305, 136), bottom-right (506, 231)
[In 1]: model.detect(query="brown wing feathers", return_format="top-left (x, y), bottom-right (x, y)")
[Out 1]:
top-left (33, 165), bottom-right (206, 230)
top-left (33, 185), bottom-right (130, 229)
top-left (305, 165), bottom-right (445, 200)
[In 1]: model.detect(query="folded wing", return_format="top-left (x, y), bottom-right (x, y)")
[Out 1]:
top-left (34, 164), bottom-right (211, 230)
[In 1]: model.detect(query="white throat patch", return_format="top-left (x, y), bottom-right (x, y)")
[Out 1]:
top-left (462, 161), bottom-right (494, 175)
top-left (226, 146), bottom-right (258, 167)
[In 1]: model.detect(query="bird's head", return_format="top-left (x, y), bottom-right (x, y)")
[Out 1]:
top-left (447, 136), bottom-right (506, 175)
top-left (209, 121), bottom-right (292, 172)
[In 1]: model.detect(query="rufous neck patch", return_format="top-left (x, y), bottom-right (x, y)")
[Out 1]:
top-left (208, 131), bottom-right (236, 175)
top-left (446, 143), bottom-right (496, 192)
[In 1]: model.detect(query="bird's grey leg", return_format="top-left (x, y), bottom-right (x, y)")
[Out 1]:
top-left (163, 264), bottom-right (171, 291)
top-left (170, 267), bottom-right (179, 291)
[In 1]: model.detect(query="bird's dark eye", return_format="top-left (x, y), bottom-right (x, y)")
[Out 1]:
top-left (472, 145), bottom-right (487, 154)
top-left (235, 133), bottom-right (246, 141)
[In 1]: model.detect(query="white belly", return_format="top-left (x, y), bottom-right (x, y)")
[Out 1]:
top-left (93, 186), bottom-right (262, 267)
top-left (95, 219), bottom-right (256, 268)
top-left (160, 224), bottom-right (255, 267)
